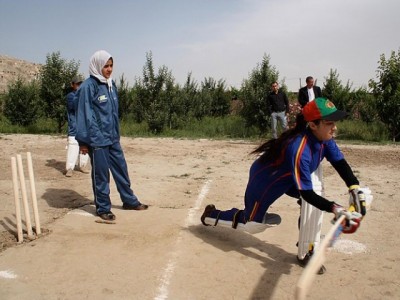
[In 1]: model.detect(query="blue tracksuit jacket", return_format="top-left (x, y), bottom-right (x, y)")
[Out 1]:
top-left (74, 76), bottom-right (119, 147)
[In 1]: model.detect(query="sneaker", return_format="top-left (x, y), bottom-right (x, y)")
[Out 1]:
top-left (78, 166), bottom-right (90, 174)
top-left (65, 169), bottom-right (73, 177)
top-left (297, 254), bottom-right (327, 274)
top-left (201, 204), bottom-right (216, 226)
top-left (122, 203), bottom-right (149, 210)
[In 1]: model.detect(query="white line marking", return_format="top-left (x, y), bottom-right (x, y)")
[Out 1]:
top-left (154, 180), bottom-right (211, 300)
top-left (333, 239), bottom-right (367, 254)
top-left (67, 210), bottom-right (94, 217)
top-left (0, 270), bottom-right (17, 279)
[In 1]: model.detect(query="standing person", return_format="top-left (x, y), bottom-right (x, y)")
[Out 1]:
top-left (65, 75), bottom-right (90, 177)
top-left (267, 82), bottom-right (289, 139)
top-left (75, 50), bottom-right (148, 221)
top-left (298, 76), bottom-right (322, 108)
top-left (201, 98), bottom-right (365, 261)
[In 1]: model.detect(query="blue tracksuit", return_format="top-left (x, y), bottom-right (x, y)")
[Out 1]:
top-left (209, 129), bottom-right (344, 224)
top-left (75, 76), bottom-right (140, 214)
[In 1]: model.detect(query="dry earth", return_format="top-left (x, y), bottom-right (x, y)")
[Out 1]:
top-left (0, 134), bottom-right (399, 299)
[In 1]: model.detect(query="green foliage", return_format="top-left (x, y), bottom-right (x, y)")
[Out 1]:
top-left (349, 87), bottom-right (377, 123)
top-left (322, 69), bottom-right (352, 111)
top-left (120, 116), bottom-right (258, 139)
top-left (1, 50), bottom-right (398, 144)
top-left (240, 54), bottom-right (280, 133)
top-left (117, 74), bottom-right (132, 120)
top-left (177, 116), bottom-right (256, 138)
top-left (336, 119), bottom-right (388, 142)
top-left (369, 49), bottom-right (400, 141)
top-left (0, 93), bottom-right (6, 113)
top-left (0, 116), bottom-right (60, 134)
top-left (176, 73), bottom-right (199, 121)
top-left (40, 51), bottom-right (80, 133)
top-left (3, 78), bottom-right (42, 126)
top-left (135, 52), bottom-right (168, 133)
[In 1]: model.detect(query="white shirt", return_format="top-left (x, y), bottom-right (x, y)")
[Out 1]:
top-left (307, 87), bottom-right (315, 102)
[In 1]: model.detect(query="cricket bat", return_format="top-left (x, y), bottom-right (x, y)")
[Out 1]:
top-left (295, 214), bottom-right (346, 300)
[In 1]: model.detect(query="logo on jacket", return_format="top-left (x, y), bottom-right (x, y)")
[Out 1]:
top-left (98, 95), bottom-right (108, 103)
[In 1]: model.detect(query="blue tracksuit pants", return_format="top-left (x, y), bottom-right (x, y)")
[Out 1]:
top-left (89, 141), bottom-right (140, 214)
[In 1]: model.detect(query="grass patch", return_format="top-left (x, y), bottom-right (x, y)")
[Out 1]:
top-left (0, 114), bottom-right (395, 145)
top-left (336, 120), bottom-right (389, 142)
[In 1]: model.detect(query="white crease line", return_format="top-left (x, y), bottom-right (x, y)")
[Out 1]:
top-left (333, 239), bottom-right (367, 254)
top-left (67, 210), bottom-right (94, 217)
top-left (0, 270), bottom-right (17, 279)
top-left (154, 180), bottom-right (211, 300)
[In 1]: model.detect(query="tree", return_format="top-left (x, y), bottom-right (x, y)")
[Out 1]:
top-left (369, 49), bottom-right (400, 141)
top-left (322, 69), bottom-right (352, 111)
top-left (240, 54), bottom-right (280, 133)
top-left (40, 51), bottom-right (79, 133)
top-left (117, 74), bottom-right (132, 120)
top-left (210, 79), bottom-right (230, 117)
top-left (178, 72), bottom-right (199, 120)
top-left (136, 52), bottom-right (169, 133)
top-left (4, 78), bottom-right (42, 126)
top-left (349, 87), bottom-right (377, 123)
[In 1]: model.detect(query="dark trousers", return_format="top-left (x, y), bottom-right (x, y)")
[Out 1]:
top-left (89, 141), bottom-right (140, 214)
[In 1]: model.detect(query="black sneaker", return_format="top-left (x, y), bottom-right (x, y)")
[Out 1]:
top-left (297, 254), bottom-right (327, 274)
top-left (122, 203), bottom-right (149, 210)
top-left (201, 204), bottom-right (216, 226)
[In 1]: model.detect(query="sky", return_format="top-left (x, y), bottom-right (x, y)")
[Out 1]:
top-left (1, 0), bottom-right (399, 92)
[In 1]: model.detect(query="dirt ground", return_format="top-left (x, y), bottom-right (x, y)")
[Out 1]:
top-left (0, 134), bottom-right (399, 300)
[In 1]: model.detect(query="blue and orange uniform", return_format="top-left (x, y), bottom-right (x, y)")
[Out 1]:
top-left (208, 128), bottom-right (351, 225)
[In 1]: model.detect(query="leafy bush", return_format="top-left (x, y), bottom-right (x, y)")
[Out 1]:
top-left (369, 49), bottom-right (400, 141)
top-left (240, 54), bottom-right (280, 133)
top-left (4, 78), bottom-right (42, 126)
top-left (336, 119), bottom-right (388, 142)
top-left (40, 51), bottom-right (79, 133)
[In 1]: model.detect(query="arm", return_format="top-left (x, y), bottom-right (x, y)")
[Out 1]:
top-left (298, 88), bottom-right (308, 108)
top-left (315, 86), bottom-right (322, 98)
top-left (66, 92), bottom-right (76, 135)
top-left (266, 94), bottom-right (272, 114)
top-left (284, 92), bottom-right (290, 114)
top-left (75, 81), bottom-right (94, 147)
top-left (299, 189), bottom-right (335, 212)
top-left (330, 159), bottom-right (359, 187)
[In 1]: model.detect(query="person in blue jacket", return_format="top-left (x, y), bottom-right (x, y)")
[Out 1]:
top-left (201, 97), bottom-right (365, 236)
top-left (65, 75), bottom-right (90, 177)
top-left (75, 50), bottom-right (148, 221)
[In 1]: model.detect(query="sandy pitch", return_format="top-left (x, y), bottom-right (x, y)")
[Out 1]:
top-left (0, 134), bottom-right (399, 299)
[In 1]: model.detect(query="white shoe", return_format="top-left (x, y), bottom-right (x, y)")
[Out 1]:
top-left (65, 169), bottom-right (73, 177)
top-left (78, 166), bottom-right (90, 174)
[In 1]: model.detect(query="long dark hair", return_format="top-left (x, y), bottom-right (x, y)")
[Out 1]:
top-left (251, 113), bottom-right (308, 164)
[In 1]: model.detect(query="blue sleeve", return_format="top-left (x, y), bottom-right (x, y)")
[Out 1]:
top-left (66, 92), bottom-right (76, 136)
top-left (288, 137), bottom-right (313, 191)
top-left (323, 139), bottom-right (344, 163)
top-left (75, 82), bottom-right (96, 146)
top-left (67, 92), bottom-right (75, 114)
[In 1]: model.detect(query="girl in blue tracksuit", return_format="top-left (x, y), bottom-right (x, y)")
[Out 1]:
top-left (75, 50), bottom-right (148, 221)
top-left (201, 98), bottom-right (364, 234)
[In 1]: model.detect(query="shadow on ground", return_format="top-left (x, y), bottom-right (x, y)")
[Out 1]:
top-left (42, 188), bottom-right (92, 209)
top-left (45, 159), bottom-right (66, 174)
top-left (188, 225), bottom-right (295, 299)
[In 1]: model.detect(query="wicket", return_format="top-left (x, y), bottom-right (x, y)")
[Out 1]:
top-left (11, 152), bottom-right (41, 243)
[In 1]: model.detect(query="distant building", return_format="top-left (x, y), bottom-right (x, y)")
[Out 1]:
top-left (0, 55), bottom-right (42, 93)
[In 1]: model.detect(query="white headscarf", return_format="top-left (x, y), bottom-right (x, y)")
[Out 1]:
top-left (89, 50), bottom-right (113, 91)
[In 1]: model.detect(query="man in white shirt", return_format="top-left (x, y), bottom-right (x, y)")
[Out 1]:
top-left (298, 76), bottom-right (322, 108)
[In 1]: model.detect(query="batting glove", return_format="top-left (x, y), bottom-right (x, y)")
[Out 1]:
top-left (332, 204), bottom-right (362, 234)
top-left (349, 185), bottom-right (367, 216)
